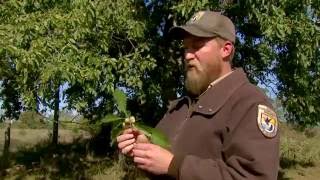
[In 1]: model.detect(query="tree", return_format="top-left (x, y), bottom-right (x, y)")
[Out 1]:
top-left (0, 0), bottom-right (158, 145)
top-left (144, 0), bottom-right (320, 127)
top-left (0, 0), bottom-right (319, 139)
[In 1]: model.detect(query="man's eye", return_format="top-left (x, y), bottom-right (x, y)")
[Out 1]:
top-left (192, 44), bottom-right (203, 50)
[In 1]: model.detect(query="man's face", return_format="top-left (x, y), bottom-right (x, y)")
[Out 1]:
top-left (183, 36), bottom-right (224, 97)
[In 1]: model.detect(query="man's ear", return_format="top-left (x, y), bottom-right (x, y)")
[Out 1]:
top-left (221, 41), bottom-right (234, 60)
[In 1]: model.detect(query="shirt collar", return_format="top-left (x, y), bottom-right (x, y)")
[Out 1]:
top-left (208, 71), bottom-right (234, 89)
top-left (168, 68), bottom-right (249, 114)
top-left (193, 68), bottom-right (249, 115)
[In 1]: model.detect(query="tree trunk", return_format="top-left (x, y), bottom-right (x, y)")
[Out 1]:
top-left (33, 90), bottom-right (39, 113)
top-left (1, 120), bottom-right (11, 169)
top-left (4, 121), bottom-right (11, 154)
top-left (52, 86), bottom-right (60, 146)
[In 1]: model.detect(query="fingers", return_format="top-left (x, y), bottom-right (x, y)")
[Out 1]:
top-left (118, 137), bottom-right (135, 148)
top-left (128, 150), bottom-right (134, 157)
top-left (132, 128), bottom-right (142, 134)
top-left (121, 143), bottom-right (135, 154)
top-left (132, 149), bottom-right (148, 158)
top-left (131, 128), bottom-right (146, 138)
top-left (123, 128), bottom-right (133, 134)
top-left (116, 128), bottom-right (151, 156)
top-left (134, 143), bottom-right (153, 150)
top-left (117, 130), bottom-right (136, 155)
top-left (137, 164), bottom-right (147, 171)
top-left (123, 128), bottom-right (150, 143)
top-left (134, 156), bottom-right (149, 165)
top-left (116, 132), bottom-right (134, 143)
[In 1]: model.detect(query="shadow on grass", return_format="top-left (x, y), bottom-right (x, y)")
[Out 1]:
top-left (278, 169), bottom-right (291, 180)
top-left (0, 134), bottom-right (116, 179)
top-left (280, 156), bottom-right (315, 169)
top-left (278, 155), bottom-right (316, 180)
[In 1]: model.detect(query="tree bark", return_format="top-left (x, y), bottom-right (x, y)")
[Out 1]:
top-left (1, 120), bottom-right (11, 169)
top-left (52, 86), bottom-right (60, 146)
top-left (4, 121), bottom-right (11, 154)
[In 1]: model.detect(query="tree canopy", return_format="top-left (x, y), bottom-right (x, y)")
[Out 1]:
top-left (0, 0), bottom-right (319, 127)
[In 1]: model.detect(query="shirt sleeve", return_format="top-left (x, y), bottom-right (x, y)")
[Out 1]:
top-left (167, 102), bottom-right (280, 180)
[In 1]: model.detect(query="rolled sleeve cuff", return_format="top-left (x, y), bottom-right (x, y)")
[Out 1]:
top-left (168, 153), bottom-right (185, 178)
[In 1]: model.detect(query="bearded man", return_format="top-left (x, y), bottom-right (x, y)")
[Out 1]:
top-left (117, 11), bottom-right (280, 180)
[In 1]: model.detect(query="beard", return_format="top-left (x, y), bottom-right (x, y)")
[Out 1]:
top-left (185, 66), bottom-right (211, 97)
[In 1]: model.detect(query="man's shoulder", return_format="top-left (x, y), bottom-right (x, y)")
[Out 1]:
top-left (224, 81), bottom-right (275, 115)
top-left (235, 82), bottom-right (271, 103)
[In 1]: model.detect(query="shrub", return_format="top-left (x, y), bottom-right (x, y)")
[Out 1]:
top-left (280, 123), bottom-right (320, 169)
top-left (15, 111), bottom-right (49, 129)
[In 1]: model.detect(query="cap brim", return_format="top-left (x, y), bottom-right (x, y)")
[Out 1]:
top-left (168, 24), bottom-right (217, 40)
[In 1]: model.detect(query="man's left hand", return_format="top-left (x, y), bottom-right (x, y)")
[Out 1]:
top-left (133, 143), bottom-right (173, 175)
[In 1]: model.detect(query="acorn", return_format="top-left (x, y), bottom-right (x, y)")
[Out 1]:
top-left (129, 116), bottom-right (135, 123)
top-left (125, 118), bottom-right (130, 123)
top-left (123, 116), bottom-right (136, 129)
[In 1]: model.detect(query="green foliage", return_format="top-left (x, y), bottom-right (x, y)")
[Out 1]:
top-left (244, 0), bottom-right (320, 127)
top-left (100, 114), bottom-right (124, 124)
top-left (0, 80), bottom-right (22, 120)
top-left (0, 0), bottom-right (319, 134)
top-left (15, 111), bottom-right (49, 129)
top-left (113, 89), bottom-right (129, 117)
top-left (280, 124), bottom-right (320, 169)
top-left (99, 88), bottom-right (170, 148)
top-left (0, 0), bottom-right (157, 119)
top-left (135, 123), bottom-right (170, 149)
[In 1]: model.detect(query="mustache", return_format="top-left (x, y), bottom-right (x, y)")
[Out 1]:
top-left (185, 62), bottom-right (197, 69)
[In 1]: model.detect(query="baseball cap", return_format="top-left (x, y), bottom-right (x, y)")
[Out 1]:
top-left (169, 11), bottom-right (236, 43)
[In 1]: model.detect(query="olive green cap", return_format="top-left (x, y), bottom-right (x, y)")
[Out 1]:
top-left (169, 11), bottom-right (236, 43)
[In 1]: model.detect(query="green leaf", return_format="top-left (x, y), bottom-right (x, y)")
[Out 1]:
top-left (110, 122), bottom-right (123, 146)
top-left (113, 88), bottom-right (128, 116)
top-left (135, 123), bottom-right (170, 149)
top-left (100, 114), bottom-right (123, 124)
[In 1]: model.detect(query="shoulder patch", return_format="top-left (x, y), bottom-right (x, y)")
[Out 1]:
top-left (257, 104), bottom-right (278, 138)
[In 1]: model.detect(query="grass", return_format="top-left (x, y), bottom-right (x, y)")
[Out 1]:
top-left (278, 123), bottom-right (320, 180)
top-left (0, 126), bottom-right (145, 179)
top-left (0, 129), bottom-right (90, 155)
top-left (0, 123), bottom-right (320, 179)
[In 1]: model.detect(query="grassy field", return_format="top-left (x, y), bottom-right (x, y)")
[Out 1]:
top-left (0, 129), bottom-right (91, 155)
top-left (278, 123), bottom-right (320, 180)
top-left (0, 123), bottom-right (320, 179)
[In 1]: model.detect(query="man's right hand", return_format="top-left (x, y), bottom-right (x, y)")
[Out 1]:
top-left (116, 128), bottom-right (149, 156)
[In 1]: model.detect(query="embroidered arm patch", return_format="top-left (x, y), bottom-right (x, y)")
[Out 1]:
top-left (257, 104), bottom-right (278, 138)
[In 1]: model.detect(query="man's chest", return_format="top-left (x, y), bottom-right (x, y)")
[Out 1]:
top-left (156, 104), bottom-right (230, 159)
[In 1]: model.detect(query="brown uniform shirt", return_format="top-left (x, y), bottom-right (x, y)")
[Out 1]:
top-left (155, 68), bottom-right (280, 180)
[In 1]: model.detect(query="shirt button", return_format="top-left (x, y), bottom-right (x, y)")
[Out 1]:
top-left (198, 105), bottom-right (203, 109)
top-left (208, 108), bottom-right (213, 112)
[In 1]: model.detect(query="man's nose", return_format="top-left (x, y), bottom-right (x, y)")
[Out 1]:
top-left (184, 49), bottom-right (196, 62)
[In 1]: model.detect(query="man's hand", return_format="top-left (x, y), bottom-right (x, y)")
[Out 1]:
top-left (116, 128), bottom-right (149, 156)
top-left (133, 143), bottom-right (174, 175)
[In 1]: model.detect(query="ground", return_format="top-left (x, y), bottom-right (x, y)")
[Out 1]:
top-left (0, 129), bottom-right (91, 155)
top-left (0, 124), bottom-right (320, 179)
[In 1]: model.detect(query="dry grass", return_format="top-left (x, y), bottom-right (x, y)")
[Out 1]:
top-left (1, 124), bottom-right (320, 179)
top-left (0, 128), bottom-right (90, 155)
top-left (279, 123), bottom-right (320, 180)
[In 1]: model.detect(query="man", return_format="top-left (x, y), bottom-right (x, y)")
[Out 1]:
top-left (117, 11), bottom-right (279, 180)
